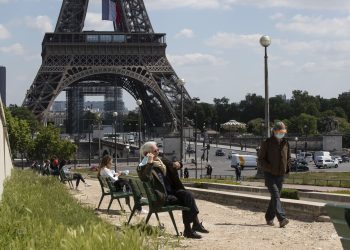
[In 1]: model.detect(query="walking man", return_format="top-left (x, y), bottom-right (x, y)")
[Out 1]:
top-left (258, 121), bottom-right (291, 228)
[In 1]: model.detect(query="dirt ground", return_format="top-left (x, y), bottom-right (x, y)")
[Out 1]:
top-left (71, 178), bottom-right (342, 250)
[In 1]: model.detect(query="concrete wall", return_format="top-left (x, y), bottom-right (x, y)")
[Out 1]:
top-left (0, 98), bottom-right (13, 199)
top-left (323, 134), bottom-right (342, 151)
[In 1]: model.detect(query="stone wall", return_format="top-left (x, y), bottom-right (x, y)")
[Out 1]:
top-left (0, 98), bottom-right (13, 199)
top-left (322, 134), bottom-right (342, 151)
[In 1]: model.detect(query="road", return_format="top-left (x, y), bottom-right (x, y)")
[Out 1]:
top-left (182, 143), bottom-right (350, 178)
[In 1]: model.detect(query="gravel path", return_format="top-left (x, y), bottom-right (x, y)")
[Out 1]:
top-left (71, 178), bottom-right (342, 250)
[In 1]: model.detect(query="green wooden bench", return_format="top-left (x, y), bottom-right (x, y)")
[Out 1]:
top-left (142, 181), bottom-right (190, 236)
top-left (59, 169), bottom-right (74, 189)
top-left (325, 203), bottom-right (350, 249)
top-left (127, 177), bottom-right (150, 224)
top-left (97, 176), bottom-right (132, 213)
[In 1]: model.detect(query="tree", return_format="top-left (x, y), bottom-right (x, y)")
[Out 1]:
top-left (239, 94), bottom-right (264, 122)
top-left (290, 90), bottom-right (320, 117)
top-left (29, 124), bottom-right (76, 161)
top-left (247, 118), bottom-right (264, 135)
top-left (8, 105), bottom-right (40, 135)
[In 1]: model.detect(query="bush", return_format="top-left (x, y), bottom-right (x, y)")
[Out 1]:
top-left (281, 189), bottom-right (299, 200)
top-left (0, 170), bottom-right (163, 249)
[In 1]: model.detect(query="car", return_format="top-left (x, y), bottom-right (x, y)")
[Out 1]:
top-left (290, 159), bottom-right (309, 172)
top-left (215, 149), bottom-right (225, 156)
top-left (156, 142), bottom-right (163, 147)
top-left (316, 158), bottom-right (339, 169)
top-left (341, 155), bottom-right (350, 163)
top-left (186, 147), bottom-right (195, 154)
top-left (332, 156), bottom-right (342, 163)
top-left (128, 138), bottom-right (135, 143)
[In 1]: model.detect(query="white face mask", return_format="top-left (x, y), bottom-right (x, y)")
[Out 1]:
top-left (275, 133), bottom-right (285, 139)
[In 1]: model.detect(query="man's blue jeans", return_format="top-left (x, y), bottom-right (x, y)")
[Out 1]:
top-left (264, 172), bottom-right (286, 222)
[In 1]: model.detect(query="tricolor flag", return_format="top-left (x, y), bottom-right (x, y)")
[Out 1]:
top-left (102, 0), bottom-right (117, 21)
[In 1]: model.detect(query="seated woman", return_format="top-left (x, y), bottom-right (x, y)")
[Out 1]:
top-left (59, 160), bottom-right (91, 190)
top-left (98, 155), bottom-right (146, 213)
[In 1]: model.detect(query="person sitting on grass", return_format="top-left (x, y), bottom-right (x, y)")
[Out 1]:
top-left (59, 160), bottom-right (91, 190)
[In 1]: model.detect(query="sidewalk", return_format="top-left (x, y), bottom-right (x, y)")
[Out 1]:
top-left (71, 178), bottom-right (342, 250)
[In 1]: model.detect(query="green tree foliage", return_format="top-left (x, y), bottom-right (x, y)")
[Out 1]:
top-left (29, 124), bottom-right (76, 161)
top-left (4, 108), bottom-right (32, 158)
top-left (290, 90), bottom-right (320, 116)
top-left (239, 94), bottom-right (264, 122)
top-left (287, 113), bottom-right (318, 135)
top-left (8, 105), bottom-right (40, 135)
top-left (247, 118), bottom-right (264, 135)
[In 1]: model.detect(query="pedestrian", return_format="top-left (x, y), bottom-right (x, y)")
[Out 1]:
top-left (59, 160), bottom-right (91, 190)
top-left (206, 164), bottom-right (213, 179)
top-left (184, 167), bottom-right (189, 178)
top-left (258, 121), bottom-right (291, 228)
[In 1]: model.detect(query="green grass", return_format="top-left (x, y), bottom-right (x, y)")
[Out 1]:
top-left (281, 189), bottom-right (299, 200)
top-left (0, 170), bottom-right (173, 249)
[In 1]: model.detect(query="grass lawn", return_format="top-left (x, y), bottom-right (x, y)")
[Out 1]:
top-left (0, 170), bottom-right (172, 249)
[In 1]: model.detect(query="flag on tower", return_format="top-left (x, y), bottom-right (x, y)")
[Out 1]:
top-left (102, 0), bottom-right (117, 21)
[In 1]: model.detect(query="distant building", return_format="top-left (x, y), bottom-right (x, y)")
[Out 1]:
top-left (0, 66), bottom-right (6, 106)
top-left (47, 111), bottom-right (66, 127)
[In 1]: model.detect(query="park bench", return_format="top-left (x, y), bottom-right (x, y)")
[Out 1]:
top-left (142, 180), bottom-right (190, 236)
top-left (325, 203), bottom-right (350, 249)
top-left (59, 169), bottom-right (74, 189)
top-left (127, 177), bottom-right (150, 224)
top-left (97, 176), bottom-right (132, 213)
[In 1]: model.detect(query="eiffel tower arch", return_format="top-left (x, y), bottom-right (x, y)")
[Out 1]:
top-left (23, 0), bottom-right (191, 133)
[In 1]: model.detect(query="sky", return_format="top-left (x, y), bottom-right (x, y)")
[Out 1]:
top-left (1, 0), bottom-right (350, 109)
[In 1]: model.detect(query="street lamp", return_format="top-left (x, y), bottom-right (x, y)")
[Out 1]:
top-left (304, 125), bottom-right (308, 152)
top-left (192, 97), bottom-right (200, 179)
top-left (295, 137), bottom-right (299, 158)
top-left (88, 124), bottom-right (93, 167)
top-left (113, 111), bottom-right (118, 172)
top-left (125, 144), bottom-right (130, 166)
top-left (136, 99), bottom-right (142, 161)
top-left (260, 35), bottom-right (271, 138)
top-left (177, 78), bottom-right (185, 178)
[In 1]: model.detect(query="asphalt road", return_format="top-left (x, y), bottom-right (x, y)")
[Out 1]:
top-left (182, 143), bottom-right (350, 178)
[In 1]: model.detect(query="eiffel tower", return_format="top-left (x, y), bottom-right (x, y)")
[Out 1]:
top-left (23, 0), bottom-right (190, 134)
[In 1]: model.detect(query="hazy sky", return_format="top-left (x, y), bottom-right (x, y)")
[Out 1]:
top-left (1, 0), bottom-right (350, 109)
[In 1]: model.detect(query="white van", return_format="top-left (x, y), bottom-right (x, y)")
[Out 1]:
top-left (313, 151), bottom-right (331, 164)
top-left (297, 152), bottom-right (313, 163)
top-left (230, 152), bottom-right (257, 169)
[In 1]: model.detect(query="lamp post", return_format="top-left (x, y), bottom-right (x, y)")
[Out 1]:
top-left (192, 97), bottom-right (200, 179)
top-left (88, 124), bottom-right (93, 167)
top-left (260, 35), bottom-right (271, 138)
top-left (125, 144), bottom-right (130, 166)
top-left (177, 78), bottom-right (185, 177)
top-left (304, 125), bottom-right (308, 152)
top-left (136, 99), bottom-right (142, 162)
top-left (113, 111), bottom-right (118, 172)
top-left (295, 137), bottom-right (299, 159)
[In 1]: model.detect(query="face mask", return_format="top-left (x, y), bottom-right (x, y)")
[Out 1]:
top-left (275, 133), bottom-right (285, 139)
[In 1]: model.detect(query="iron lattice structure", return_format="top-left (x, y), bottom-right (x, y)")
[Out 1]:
top-left (23, 0), bottom-right (191, 133)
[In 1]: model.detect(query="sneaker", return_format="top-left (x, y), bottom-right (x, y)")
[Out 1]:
top-left (266, 220), bottom-right (274, 226)
top-left (192, 222), bottom-right (209, 233)
top-left (279, 218), bottom-right (289, 228)
top-left (183, 229), bottom-right (202, 239)
top-left (84, 183), bottom-right (92, 187)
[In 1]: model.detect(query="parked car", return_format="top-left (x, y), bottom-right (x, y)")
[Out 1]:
top-left (215, 149), bottom-right (225, 156)
top-left (341, 155), bottom-right (350, 163)
top-left (230, 152), bottom-right (257, 169)
top-left (316, 158), bottom-right (339, 168)
top-left (297, 152), bottom-right (313, 163)
top-left (186, 146), bottom-right (195, 154)
top-left (156, 142), bottom-right (163, 147)
top-left (332, 155), bottom-right (342, 163)
top-left (290, 159), bottom-right (309, 172)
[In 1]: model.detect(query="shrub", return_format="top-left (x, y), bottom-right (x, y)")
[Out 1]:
top-left (281, 189), bottom-right (299, 200)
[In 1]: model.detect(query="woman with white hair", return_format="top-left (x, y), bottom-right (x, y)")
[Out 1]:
top-left (137, 141), bottom-right (209, 239)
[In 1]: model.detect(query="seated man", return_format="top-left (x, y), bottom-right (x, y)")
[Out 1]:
top-left (137, 141), bottom-right (209, 239)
